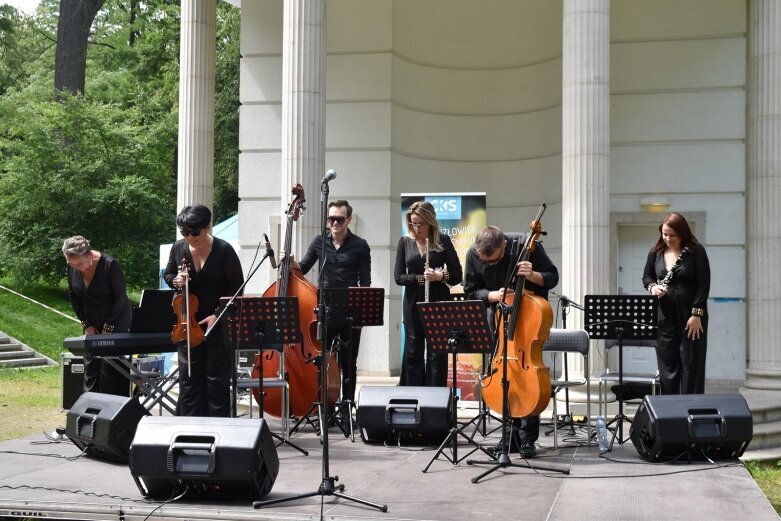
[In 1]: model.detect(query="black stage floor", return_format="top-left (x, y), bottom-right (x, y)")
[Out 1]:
top-left (0, 413), bottom-right (777, 521)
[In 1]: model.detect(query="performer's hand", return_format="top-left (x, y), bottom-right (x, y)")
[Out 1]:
top-left (84, 325), bottom-right (99, 336)
top-left (685, 316), bottom-right (703, 340)
top-left (280, 252), bottom-right (299, 270)
top-left (489, 288), bottom-right (514, 303)
top-left (200, 314), bottom-right (217, 332)
top-left (516, 261), bottom-right (533, 277)
top-left (172, 273), bottom-right (187, 290)
top-left (651, 285), bottom-right (667, 298)
top-left (423, 267), bottom-right (440, 281)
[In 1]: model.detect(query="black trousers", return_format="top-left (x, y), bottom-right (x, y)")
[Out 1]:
top-left (83, 354), bottom-right (129, 397)
top-left (176, 332), bottom-right (231, 417)
top-left (400, 309), bottom-right (447, 387)
top-left (325, 325), bottom-right (362, 402)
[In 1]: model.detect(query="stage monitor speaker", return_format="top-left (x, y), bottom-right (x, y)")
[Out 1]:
top-left (61, 352), bottom-right (85, 410)
top-left (356, 385), bottom-right (452, 444)
top-left (630, 393), bottom-right (752, 461)
top-left (129, 416), bottom-right (279, 500)
top-left (65, 392), bottom-right (149, 463)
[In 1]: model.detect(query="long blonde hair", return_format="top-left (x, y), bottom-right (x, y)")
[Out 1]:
top-left (405, 201), bottom-right (443, 251)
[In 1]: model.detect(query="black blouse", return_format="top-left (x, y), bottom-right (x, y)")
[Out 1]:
top-left (394, 234), bottom-right (463, 303)
top-left (642, 244), bottom-right (710, 310)
top-left (67, 253), bottom-right (132, 332)
top-left (163, 237), bottom-right (244, 320)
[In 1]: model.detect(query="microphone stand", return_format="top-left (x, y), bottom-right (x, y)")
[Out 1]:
top-left (254, 174), bottom-right (387, 513)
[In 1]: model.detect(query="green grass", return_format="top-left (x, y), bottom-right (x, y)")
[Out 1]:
top-left (746, 460), bottom-right (781, 513)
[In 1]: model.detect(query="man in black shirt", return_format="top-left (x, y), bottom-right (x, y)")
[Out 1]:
top-left (294, 200), bottom-right (372, 419)
top-left (464, 225), bottom-right (558, 458)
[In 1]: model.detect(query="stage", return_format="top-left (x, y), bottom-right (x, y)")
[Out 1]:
top-left (0, 409), bottom-right (776, 521)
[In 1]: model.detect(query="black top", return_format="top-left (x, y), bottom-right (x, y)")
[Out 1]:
top-left (298, 229), bottom-right (371, 288)
top-left (67, 253), bottom-right (132, 333)
top-left (464, 232), bottom-right (559, 304)
top-left (394, 234), bottom-right (463, 303)
top-left (163, 237), bottom-right (245, 320)
top-left (642, 244), bottom-right (710, 311)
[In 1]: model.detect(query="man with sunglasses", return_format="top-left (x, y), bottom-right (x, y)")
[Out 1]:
top-left (163, 204), bottom-right (244, 417)
top-left (293, 200), bottom-right (371, 428)
top-left (463, 225), bottom-right (559, 458)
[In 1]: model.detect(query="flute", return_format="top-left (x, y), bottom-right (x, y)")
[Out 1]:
top-left (424, 237), bottom-right (430, 302)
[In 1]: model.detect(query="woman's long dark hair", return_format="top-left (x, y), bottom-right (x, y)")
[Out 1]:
top-left (651, 212), bottom-right (700, 253)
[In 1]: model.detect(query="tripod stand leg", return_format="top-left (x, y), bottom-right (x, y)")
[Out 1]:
top-left (270, 431), bottom-right (308, 456)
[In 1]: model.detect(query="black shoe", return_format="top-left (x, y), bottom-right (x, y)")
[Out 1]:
top-left (519, 440), bottom-right (537, 459)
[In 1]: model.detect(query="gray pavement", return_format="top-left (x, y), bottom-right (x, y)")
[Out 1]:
top-left (0, 412), bottom-right (777, 521)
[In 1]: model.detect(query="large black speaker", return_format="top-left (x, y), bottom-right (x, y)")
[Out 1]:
top-left (630, 393), bottom-right (753, 461)
top-left (356, 386), bottom-right (452, 444)
top-left (129, 416), bottom-right (279, 500)
top-left (65, 392), bottom-right (149, 462)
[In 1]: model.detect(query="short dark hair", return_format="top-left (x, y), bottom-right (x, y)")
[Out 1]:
top-left (474, 226), bottom-right (505, 257)
top-left (328, 200), bottom-right (352, 217)
top-left (176, 204), bottom-right (212, 230)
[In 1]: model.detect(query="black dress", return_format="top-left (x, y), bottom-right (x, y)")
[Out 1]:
top-left (164, 237), bottom-right (244, 417)
top-left (66, 253), bottom-right (132, 396)
top-left (394, 234), bottom-right (463, 387)
top-left (642, 245), bottom-right (710, 395)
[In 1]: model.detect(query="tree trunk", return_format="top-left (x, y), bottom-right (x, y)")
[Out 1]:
top-left (54, 0), bottom-right (105, 94)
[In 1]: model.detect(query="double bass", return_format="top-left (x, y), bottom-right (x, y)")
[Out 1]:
top-left (253, 184), bottom-right (340, 417)
top-left (481, 204), bottom-right (553, 419)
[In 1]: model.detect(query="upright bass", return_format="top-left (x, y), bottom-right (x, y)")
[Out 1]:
top-left (253, 184), bottom-right (340, 417)
top-left (481, 204), bottom-right (553, 419)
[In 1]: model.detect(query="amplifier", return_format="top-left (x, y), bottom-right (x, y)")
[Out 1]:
top-left (61, 353), bottom-right (85, 410)
top-left (356, 386), bottom-right (452, 444)
top-left (630, 393), bottom-right (753, 461)
top-left (129, 416), bottom-right (279, 500)
top-left (65, 392), bottom-right (149, 462)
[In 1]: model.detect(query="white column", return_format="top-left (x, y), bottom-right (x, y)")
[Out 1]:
top-left (281, 0), bottom-right (326, 255)
top-left (745, 0), bottom-right (781, 390)
top-left (561, 0), bottom-right (611, 380)
top-left (177, 0), bottom-right (216, 212)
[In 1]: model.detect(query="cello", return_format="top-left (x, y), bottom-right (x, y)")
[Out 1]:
top-left (253, 184), bottom-right (340, 417)
top-left (481, 204), bottom-right (553, 419)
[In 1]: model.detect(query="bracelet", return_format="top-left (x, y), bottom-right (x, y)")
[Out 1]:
top-left (80, 320), bottom-right (90, 328)
top-left (647, 283), bottom-right (657, 293)
top-left (417, 275), bottom-right (425, 286)
top-left (691, 307), bottom-right (704, 317)
top-left (102, 323), bottom-right (115, 333)
top-left (441, 271), bottom-right (450, 283)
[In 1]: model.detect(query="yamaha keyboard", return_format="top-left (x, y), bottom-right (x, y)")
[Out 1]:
top-left (64, 332), bottom-right (176, 357)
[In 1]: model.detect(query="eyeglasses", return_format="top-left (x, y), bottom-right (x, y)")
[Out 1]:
top-left (327, 216), bottom-right (346, 224)
top-left (409, 222), bottom-right (427, 229)
top-left (179, 228), bottom-right (201, 237)
top-left (479, 243), bottom-right (506, 265)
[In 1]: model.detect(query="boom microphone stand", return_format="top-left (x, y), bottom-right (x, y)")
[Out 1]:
top-left (254, 170), bottom-right (387, 513)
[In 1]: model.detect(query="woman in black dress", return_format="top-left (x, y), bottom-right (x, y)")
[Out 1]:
top-left (63, 235), bottom-right (132, 396)
top-left (163, 205), bottom-right (244, 417)
top-left (642, 212), bottom-right (711, 395)
top-left (394, 201), bottom-right (462, 387)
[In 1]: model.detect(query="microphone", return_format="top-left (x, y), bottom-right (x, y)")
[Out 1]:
top-left (321, 169), bottom-right (337, 184)
top-left (263, 233), bottom-right (277, 269)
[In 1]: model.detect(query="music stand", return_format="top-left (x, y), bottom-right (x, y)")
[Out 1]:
top-left (322, 286), bottom-right (384, 439)
top-left (222, 296), bottom-right (307, 455)
top-left (584, 294), bottom-right (657, 448)
top-left (417, 300), bottom-right (495, 471)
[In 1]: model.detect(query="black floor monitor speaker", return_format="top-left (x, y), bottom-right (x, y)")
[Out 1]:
top-left (630, 393), bottom-right (753, 461)
top-left (356, 385), bottom-right (452, 444)
top-left (65, 392), bottom-right (149, 462)
top-left (129, 416), bottom-right (279, 500)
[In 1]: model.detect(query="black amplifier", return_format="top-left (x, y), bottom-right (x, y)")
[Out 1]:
top-left (129, 416), bottom-right (279, 500)
top-left (630, 393), bottom-right (753, 461)
top-left (356, 386), bottom-right (452, 444)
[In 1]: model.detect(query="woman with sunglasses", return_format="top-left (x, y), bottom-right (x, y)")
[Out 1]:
top-left (394, 201), bottom-right (462, 387)
top-left (63, 235), bottom-right (132, 396)
top-left (163, 204), bottom-right (244, 417)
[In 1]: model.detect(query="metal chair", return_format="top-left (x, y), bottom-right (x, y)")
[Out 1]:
top-left (542, 328), bottom-right (592, 449)
top-left (598, 338), bottom-right (659, 418)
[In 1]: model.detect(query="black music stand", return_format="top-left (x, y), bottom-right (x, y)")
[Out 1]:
top-left (322, 286), bottom-right (385, 440)
top-left (584, 294), bottom-right (657, 448)
top-left (222, 296), bottom-right (307, 455)
top-left (418, 300), bottom-right (495, 471)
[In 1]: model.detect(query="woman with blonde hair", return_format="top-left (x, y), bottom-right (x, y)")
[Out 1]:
top-left (394, 201), bottom-right (462, 387)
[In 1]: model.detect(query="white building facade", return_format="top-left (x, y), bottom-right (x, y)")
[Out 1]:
top-left (177, 0), bottom-right (781, 396)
